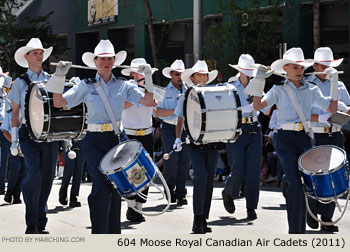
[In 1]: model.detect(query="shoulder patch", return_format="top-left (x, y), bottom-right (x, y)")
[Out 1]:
top-left (84, 78), bottom-right (97, 84)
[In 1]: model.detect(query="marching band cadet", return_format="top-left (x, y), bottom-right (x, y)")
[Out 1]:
top-left (2, 100), bottom-right (25, 204)
top-left (8, 38), bottom-right (61, 234)
top-left (0, 67), bottom-right (12, 196)
top-left (305, 47), bottom-right (350, 232)
top-left (153, 59), bottom-right (190, 205)
top-left (245, 47), bottom-right (337, 233)
top-left (173, 60), bottom-right (219, 234)
top-left (121, 58), bottom-right (155, 223)
top-left (222, 54), bottom-right (262, 220)
top-left (48, 40), bottom-right (154, 234)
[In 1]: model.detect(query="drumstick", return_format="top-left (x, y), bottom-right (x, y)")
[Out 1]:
top-left (163, 142), bottom-right (184, 160)
top-left (304, 71), bottom-right (344, 75)
top-left (249, 65), bottom-right (299, 81)
top-left (50, 62), bottom-right (158, 71)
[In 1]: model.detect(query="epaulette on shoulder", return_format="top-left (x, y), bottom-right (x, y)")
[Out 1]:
top-left (274, 80), bottom-right (284, 86)
top-left (116, 77), bottom-right (127, 81)
top-left (307, 81), bottom-right (317, 86)
top-left (84, 78), bottom-right (97, 84)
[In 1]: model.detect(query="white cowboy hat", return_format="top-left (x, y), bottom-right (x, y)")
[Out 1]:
top-left (14, 38), bottom-right (53, 68)
top-left (307, 47), bottom-right (343, 67)
top-left (181, 60), bottom-right (218, 86)
top-left (229, 54), bottom-right (257, 77)
top-left (162, 59), bottom-right (186, 78)
top-left (121, 58), bottom-right (155, 76)
top-left (271, 47), bottom-right (313, 74)
top-left (82, 40), bottom-right (127, 68)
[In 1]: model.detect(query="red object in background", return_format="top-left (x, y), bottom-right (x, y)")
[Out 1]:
top-left (59, 152), bottom-right (65, 167)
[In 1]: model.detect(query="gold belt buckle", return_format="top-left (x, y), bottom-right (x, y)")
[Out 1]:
top-left (101, 124), bottom-right (111, 132)
top-left (324, 127), bottom-right (330, 133)
top-left (242, 118), bottom-right (247, 124)
top-left (136, 130), bottom-right (144, 136)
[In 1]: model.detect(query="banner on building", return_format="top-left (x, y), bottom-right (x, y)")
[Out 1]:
top-left (88, 0), bottom-right (118, 26)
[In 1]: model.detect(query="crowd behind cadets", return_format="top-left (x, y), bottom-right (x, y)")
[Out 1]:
top-left (0, 36), bottom-right (349, 234)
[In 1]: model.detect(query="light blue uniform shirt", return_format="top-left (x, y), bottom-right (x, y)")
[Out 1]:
top-left (306, 74), bottom-right (350, 127)
top-left (1, 101), bottom-right (12, 133)
top-left (263, 79), bottom-right (331, 125)
top-left (226, 79), bottom-right (259, 118)
top-left (63, 73), bottom-right (143, 124)
top-left (7, 69), bottom-right (50, 120)
top-left (156, 81), bottom-right (185, 121)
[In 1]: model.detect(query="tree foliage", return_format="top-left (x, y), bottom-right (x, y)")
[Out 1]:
top-left (203, 0), bottom-right (282, 81)
top-left (0, 0), bottom-right (65, 77)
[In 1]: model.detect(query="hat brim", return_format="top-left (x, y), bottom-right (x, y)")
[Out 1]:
top-left (121, 67), bottom-right (155, 76)
top-left (181, 69), bottom-right (218, 86)
top-left (14, 46), bottom-right (53, 68)
top-left (229, 64), bottom-right (256, 77)
top-left (270, 59), bottom-right (313, 74)
top-left (308, 58), bottom-right (344, 68)
top-left (228, 73), bottom-right (240, 83)
top-left (162, 67), bottom-right (185, 78)
top-left (82, 50), bottom-right (127, 68)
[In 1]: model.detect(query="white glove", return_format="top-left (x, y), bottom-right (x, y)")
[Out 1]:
top-left (243, 68), bottom-right (274, 97)
top-left (254, 64), bottom-right (274, 79)
top-left (318, 113), bottom-right (332, 125)
top-left (325, 67), bottom-right (338, 101)
top-left (45, 61), bottom-right (72, 93)
top-left (240, 104), bottom-right (254, 114)
top-left (10, 127), bottom-right (19, 156)
top-left (338, 101), bottom-right (349, 113)
top-left (138, 64), bottom-right (153, 93)
top-left (173, 138), bottom-right (182, 152)
top-left (0, 74), bottom-right (12, 88)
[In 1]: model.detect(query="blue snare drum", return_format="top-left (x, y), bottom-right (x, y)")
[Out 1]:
top-left (298, 145), bottom-right (350, 201)
top-left (99, 140), bottom-right (158, 198)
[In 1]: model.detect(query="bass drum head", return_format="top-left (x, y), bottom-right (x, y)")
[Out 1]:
top-left (100, 140), bottom-right (141, 174)
top-left (299, 145), bottom-right (345, 174)
top-left (28, 84), bottom-right (45, 139)
top-left (185, 88), bottom-right (202, 142)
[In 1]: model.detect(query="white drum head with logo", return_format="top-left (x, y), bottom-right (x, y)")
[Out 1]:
top-left (299, 145), bottom-right (345, 173)
top-left (28, 85), bottom-right (45, 139)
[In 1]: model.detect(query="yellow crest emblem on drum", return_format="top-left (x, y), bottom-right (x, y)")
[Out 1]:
top-left (128, 163), bottom-right (146, 186)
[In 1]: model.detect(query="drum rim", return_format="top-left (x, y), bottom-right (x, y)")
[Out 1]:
top-left (304, 187), bottom-right (350, 201)
top-left (298, 145), bottom-right (347, 175)
top-left (99, 139), bottom-right (142, 174)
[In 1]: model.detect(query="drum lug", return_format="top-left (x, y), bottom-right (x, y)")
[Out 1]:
top-left (43, 114), bottom-right (49, 122)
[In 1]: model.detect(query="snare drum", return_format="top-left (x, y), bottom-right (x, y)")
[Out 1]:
top-left (184, 84), bottom-right (242, 144)
top-left (25, 82), bottom-right (87, 142)
top-left (99, 140), bottom-right (158, 198)
top-left (298, 145), bottom-right (350, 200)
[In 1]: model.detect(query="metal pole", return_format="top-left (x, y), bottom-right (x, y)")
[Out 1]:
top-left (193, 0), bottom-right (202, 63)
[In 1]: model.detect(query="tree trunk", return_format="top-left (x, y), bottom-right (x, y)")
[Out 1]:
top-left (313, 0), bottom-right (320, 50)
top-left (143, 0), bottom-right (161, 85)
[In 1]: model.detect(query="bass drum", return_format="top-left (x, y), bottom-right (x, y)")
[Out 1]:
top-left (25, 81), bottom-right (87, 142)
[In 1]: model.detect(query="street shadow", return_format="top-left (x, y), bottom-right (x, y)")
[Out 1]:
top-left (208, 216), bottom-right (255, 227)
top-left (47, 205), bottom-right (77, 214)
top-left (261, 204), bottom-right (287, 211)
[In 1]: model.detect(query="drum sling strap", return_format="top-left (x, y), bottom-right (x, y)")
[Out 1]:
top-left (19, 73), bottom-right (31, 86)
top-left (88, 79), bottom-right (121, 136)
top-left (282, 84), bottom-right (315, 145)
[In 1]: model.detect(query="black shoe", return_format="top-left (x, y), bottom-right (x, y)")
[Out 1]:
top-left (222, 189), bottom-right (235, 214)
top-left (38, 229), bottom-right (50, 234)
top-left (0, 189), bottom-right (5, 195)
top-left (4, 193), bottom-right (12, 204)
top-left (247, 209), bottom-right (257, 220)
top-left (12, 198), bottom-right (22, 204)
top-left (306, 211), bottom-right (319, 229)
top-left (59, 189), bottom-right (68, 205)
top-left (203, 218), bottom-right (212, 233)
top-left (165, 192), bottom-right (176, 204)
top-left (126, 207), bottom-right (139, 222)
top-left (136, 212), bottom-right (146, 222)
top-left (177, 198), bottom-right (188, 206)
top-left (320, 216), bottom-right (339, 232)
top-left (192, 215), bottom-right (205, 234)
top-left (69, 196), bottom-right (81, 208)
top-left (25, 226), bottom-right (38, 234)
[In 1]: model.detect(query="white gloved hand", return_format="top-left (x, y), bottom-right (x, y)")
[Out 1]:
top-left (173, 138), bottom-right (182, 152)
top-left (318, 113), bottom-right (332, 125)
top-left (45, 61), bottom-right (72, 94)
top-left (240, 104), bottom-right (254, 114)
top-left (254, 65), bottom-right (274, 79)
top-left (138, 64), bottom-right (154, 93)
top-left (325, 67), bottom-right (338, 101)
top-left (0, 74), bottom-right (12, 88)
top-left (338, 101), bottom-right (349, 113)
top-left (243, 67), bottom-right (274, 97)
top-left (10, 127), bottom-right (19, 156)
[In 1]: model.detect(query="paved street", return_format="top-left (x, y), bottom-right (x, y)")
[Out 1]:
top-left (1, 178), bottom-right (350, 235)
